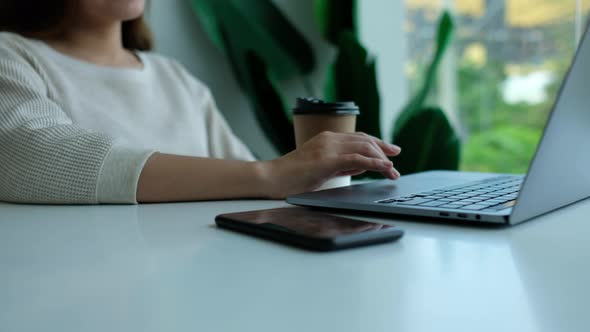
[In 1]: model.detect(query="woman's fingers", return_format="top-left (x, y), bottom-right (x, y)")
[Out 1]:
top-left (335, 154), bottom-right (390, 172)
top-left (356, 133), bottom-right (402, 157)
top-left (333, 137), bottom-right (401, 178)
top-left (388, 166), bottom-right (402, 179)
top-left (330, 154), bottom-right (400, 179)
top-left (309, 131), bottom-right (402, 180)
top-left (341, 132), bottom-right (402, 157)
top-left (338, 167), bottom-right (400, 179)
top-left (337, 142), bottom-right (389, 161)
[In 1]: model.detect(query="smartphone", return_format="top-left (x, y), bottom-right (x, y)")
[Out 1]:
top-left (215, 208), bottom-right (403, 251)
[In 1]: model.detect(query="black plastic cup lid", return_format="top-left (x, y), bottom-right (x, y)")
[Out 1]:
top-left (293, 98), bottom-right (360, 115)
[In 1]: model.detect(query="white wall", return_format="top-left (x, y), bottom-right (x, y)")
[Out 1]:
top-left (147, 0), bottom-right (406, 159)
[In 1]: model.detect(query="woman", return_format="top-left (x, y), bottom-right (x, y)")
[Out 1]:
top-left (0, 0), bottom-right (401, 204)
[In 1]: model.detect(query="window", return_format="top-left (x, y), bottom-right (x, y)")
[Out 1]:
top-left (405, 0), bottom-right (590, 173)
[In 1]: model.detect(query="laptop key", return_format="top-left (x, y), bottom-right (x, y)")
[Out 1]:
top-left (446, 194), bottom-right (463, 199)
top-left (423, 195), bottom-right (445, 199)
top-left (450, 193), bottom-right (466, 196)
top-left (464, 197), bottom-right (485, 201)
top-left (495, 191), bottom-right (513, 195)
top-left (486, 198), bottom-right (507, 202)
top-left (420, 201), bottom-right (448, 207)
top-left (456, 200), bottom-right (479, 204)
top-left (439, 204), bottom-right (464, 209)
top-left (480, 194), bottom-right (500, 198)
top-left (472, 191), bottom-right (490, 195)
top-left (396, 198), bottom-right (434, 206)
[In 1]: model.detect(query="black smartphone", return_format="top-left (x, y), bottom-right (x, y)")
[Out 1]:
top-left (215, 208), bottom-right (403, 251)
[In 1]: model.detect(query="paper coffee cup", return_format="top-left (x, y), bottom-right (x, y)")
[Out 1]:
top-left (293, 98), bottom-right (360, 191)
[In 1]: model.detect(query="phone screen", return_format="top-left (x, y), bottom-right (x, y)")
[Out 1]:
top-left (220, 208), bottom-right (394, 238)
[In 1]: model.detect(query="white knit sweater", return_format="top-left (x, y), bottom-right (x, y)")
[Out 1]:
top-left (0, 32), bottom-right (255, 204)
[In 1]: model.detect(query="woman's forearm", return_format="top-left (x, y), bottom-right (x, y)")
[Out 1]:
top-left (136, 132), bottom-right (401, 203)
top-left (137, 153), bottom-right (271, 203)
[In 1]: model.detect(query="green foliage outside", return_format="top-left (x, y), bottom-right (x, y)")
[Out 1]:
top-left (463, 126), bottom-right (542, 173)
top-left (457, 56), bottom-right (568, 174)
top-left (408, 20), bottom-right (575, 175)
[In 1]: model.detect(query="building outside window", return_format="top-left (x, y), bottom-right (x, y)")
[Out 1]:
top-left (405, 0), bottom-right (590, 173)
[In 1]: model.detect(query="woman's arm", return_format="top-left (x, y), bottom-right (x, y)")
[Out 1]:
top-left (0, 44), bottom-right (154, 204)
top-left (137, 154), bottom-right (268, 202)
top-left (137, 131), bottom-right (402, 202)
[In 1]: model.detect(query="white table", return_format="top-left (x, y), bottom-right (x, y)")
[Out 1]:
top-left (1, 198), bottom-right (589, 332)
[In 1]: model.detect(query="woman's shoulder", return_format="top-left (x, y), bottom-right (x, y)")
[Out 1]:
top-left (0, 32), bottom-right (51, 85)
top-left (0, 32), bottom-right (43, 65)
top-left (0, 31), bottom-right (27, 44)
top-left (0, 32), bottom-right (36, 52)
top-left (140, 52), bottom-right (211, 96)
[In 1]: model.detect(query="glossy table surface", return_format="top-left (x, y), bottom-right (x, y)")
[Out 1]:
top-left (1, 198), bottom-right (589, 332)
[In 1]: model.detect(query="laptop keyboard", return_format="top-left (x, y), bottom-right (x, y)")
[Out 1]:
top-left (377, 176), bottom-right (524, 212)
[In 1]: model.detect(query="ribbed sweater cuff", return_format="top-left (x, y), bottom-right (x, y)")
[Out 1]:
top-left (97, 143), bottom-right (156, 204)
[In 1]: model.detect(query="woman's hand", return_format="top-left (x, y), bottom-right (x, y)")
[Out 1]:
top-left (261, 131), bottom-right (402, 199)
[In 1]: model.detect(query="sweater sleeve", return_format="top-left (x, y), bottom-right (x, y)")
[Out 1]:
top-left (0, 43), bottom-right (155, 204)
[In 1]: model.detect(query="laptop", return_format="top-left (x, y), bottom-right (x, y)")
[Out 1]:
top-left (287, 23), bottom-right (590, 226)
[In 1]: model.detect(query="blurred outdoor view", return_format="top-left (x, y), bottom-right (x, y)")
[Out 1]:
top-left (405, 0), bottom-right (590, 173)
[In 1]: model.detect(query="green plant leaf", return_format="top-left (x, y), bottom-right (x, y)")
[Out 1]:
top-left (189, 0), bottom-right (315, 82)
top-left (390, 11), bottom-right (459, 175)
top-left (189, 0), bottom-right (223, 50)
top-left (395, 11), bottom-right (454, 132)
top-left (324, 32), bottom-right (382, 138)
top-left (216, 24), bottom-right (295, 155)
top-left (393, 107), bottom-right (461, 174)
top-left (189, 0), bottom-right (311, 154)
top-left (244, 52), bottom-right (295, 154)
top-left (314, 0), bottom-right (358, 44)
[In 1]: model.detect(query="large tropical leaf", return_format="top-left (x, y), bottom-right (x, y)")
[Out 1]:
top-left (216, 24), bottom-right (295, 155)
top-left (244, 52), bottom-right (295, 154)
top-left (395, 11), bottom-right (454, 132)
top-left (189, 0), bottom-right (315, 84)
top-left (314, 0), bottom-right (357, 44)
top-left (189, 0), bottom-right (310, 154)
top-left (324, 32), bottom-right (382, 139)
top-left (392, 11), bottom-right (460, 175)
top-left (393, 107), bottom-right (461, 174)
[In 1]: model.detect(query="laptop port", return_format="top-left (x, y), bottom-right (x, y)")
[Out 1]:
top-left (457, 213), bottom-right (468, 218)
top-left (439, 212), bottom-right (450, 217)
